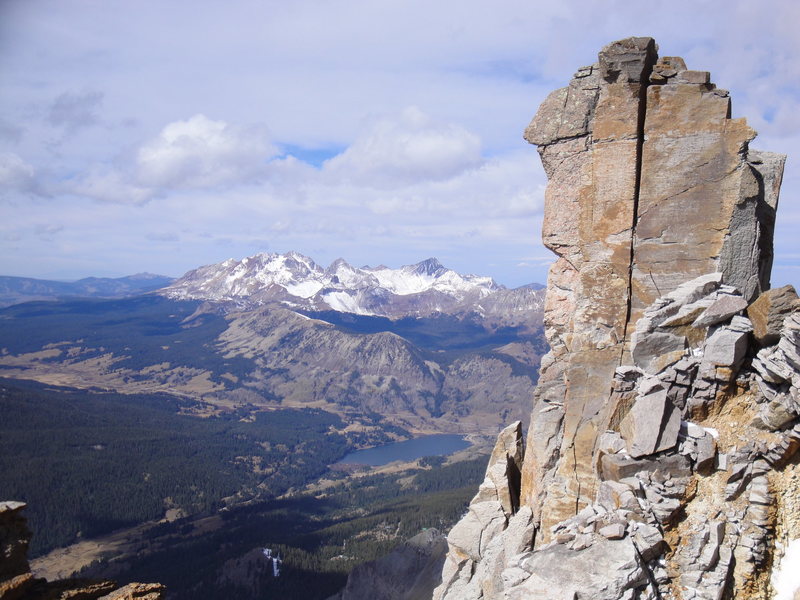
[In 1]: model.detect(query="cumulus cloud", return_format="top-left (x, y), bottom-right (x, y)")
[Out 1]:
top-left (322, 148), bottom-right (544, 220)
top-left (47, 90), bottom-right (103, 131)
top-left (323, 107), bottom-right (482, 187)
top-left (136, 114), bottom-right (277, 189)
top-left (55, 114), bottom-right (279, 204)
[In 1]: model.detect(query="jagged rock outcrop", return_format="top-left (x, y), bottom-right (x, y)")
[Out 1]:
top-left (434, 422), bottom-right (531, 600)
top-left (436, 37), bottom-right (796, 600)
top-left (0, 501), bottom-right (165, 600)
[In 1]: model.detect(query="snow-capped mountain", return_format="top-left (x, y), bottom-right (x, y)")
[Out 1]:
top-left (161, 251), bottom-right (543, 320)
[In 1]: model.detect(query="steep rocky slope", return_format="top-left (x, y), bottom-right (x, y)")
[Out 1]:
top-left (435, 37), bottom-right (797, 599)
top-left (327, 529), bottom-right (448, 600)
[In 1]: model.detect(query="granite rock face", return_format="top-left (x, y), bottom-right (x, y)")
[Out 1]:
top-left (436, 37), bottom-right (795, 600)
top-left (0, 502), bottom-right (165, 600)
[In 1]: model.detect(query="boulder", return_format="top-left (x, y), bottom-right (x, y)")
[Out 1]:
top-left (446, 501), bottom-right (506, 562)
top-left (631, 329), bottom-right (687, 375)
top-left (596, 480), bottom-right (640, 512)
top-left (620, 388), bottom-right (681, 458)
top-left (600, 453), bottom-right (692, 482)
top-left (702, 317), bottom-right (752, 368)
top-left (747, 285), bottom-right (798, 346)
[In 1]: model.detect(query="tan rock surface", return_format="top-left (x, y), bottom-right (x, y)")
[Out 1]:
top-left (748, 284), bottom-right (799, 346)
top-left (520, 36), bottom-right (658, 537)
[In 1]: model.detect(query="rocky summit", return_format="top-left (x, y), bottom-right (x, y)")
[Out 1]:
top-left (435, 37), bottom-right (798, 599)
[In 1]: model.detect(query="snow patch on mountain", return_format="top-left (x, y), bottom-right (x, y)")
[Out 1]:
top-left (161, 251), bottom-right (542, 319)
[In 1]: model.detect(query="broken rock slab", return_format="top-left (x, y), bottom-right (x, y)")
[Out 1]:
top-left (631, 329), bottom-right (687, 375)
top-left (693, 293), bottom-right (748, 328)
top-left (601, 452), bottom-right (692, 482)
top-left (620, 387), bottom-right (682, 458)
top-left (748, 285), bottom-right (799, 346)
top-left (701, 316), bottom-right (753, 368)
top-left (502, 537), bottom-right (649, 599)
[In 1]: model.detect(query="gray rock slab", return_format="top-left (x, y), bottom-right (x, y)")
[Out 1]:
top-left (694, 294), bottom-right (748, 328)
top-left (601, 453), bottom-right (691, 481)
top-left (620, 389), bottom-right (681, 458)
top-left (631, 330), bottom-right (687, 374)
top-left (702, 325), bottom-right (750, 367)
top-left (504, 537), bottom-right (647, 599)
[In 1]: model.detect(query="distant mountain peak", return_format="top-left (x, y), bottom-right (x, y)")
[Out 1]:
top-left (410, 257), bottom-right (446, 277)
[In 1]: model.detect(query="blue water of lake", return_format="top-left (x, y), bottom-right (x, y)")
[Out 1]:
top-left (336, 434), bottom-right (470, 466)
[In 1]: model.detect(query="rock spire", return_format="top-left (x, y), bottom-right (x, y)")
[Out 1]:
top-left (435, 37), bottom-right (796, 600)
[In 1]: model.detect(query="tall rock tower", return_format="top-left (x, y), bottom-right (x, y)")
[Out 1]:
top-left (435, 37), bottom-right (796, 600)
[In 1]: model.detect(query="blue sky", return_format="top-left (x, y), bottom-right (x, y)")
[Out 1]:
top-left (0, 0), bottom-right (798, 288)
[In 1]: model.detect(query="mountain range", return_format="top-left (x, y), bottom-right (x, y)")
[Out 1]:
top-left (0, 273), bottom-right (174, 308)
top-left (162, 251), bottom-right (544, 322)
top-left (0, 253), bottom-right (547, 434)
top-left (0, 254), bottom-right (547, 599)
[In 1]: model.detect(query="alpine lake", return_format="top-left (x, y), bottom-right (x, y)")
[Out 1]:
top-left (336, 433), bottom-right (470, 466)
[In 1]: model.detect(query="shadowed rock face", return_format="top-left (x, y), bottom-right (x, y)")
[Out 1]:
top-left (436, 37), bottom-right (796, 600)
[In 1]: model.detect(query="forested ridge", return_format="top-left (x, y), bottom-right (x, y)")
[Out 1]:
top-left (80, 456), bottom-right (488, 599)
top-left (0, 376), bottom-right (489, 598)
top-left (0, 378), bottom-right (350, 555)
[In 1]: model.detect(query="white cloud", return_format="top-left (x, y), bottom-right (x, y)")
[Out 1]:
top-left (323, 107), bottom-right (482, 187)
top-left (54, 114), bottom-right (280, 204)
top-left (0, 0), bottom-right (798, 290)
top-left (0, 152), bottom-right (35, 194)
top-left (136, 114), bottom-right (277, 189)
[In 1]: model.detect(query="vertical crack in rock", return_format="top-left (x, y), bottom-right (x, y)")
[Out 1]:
top-left (621, 51), bottom-right (653, 364)
top-left (570, 441), bottom-right (580, 515)
top-left (517, 36), bottom-right (659, 539)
